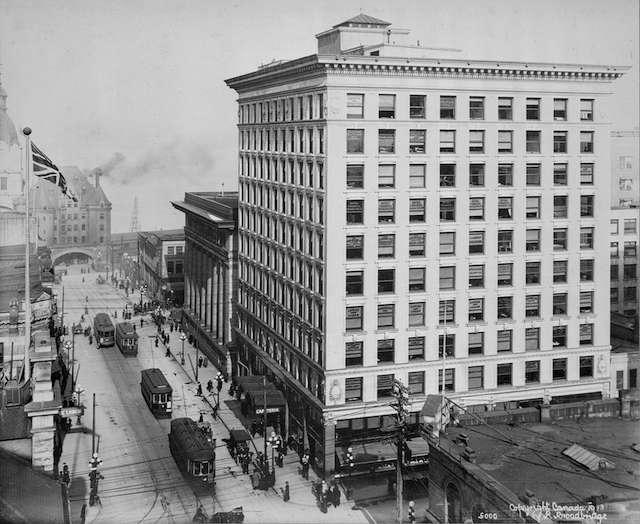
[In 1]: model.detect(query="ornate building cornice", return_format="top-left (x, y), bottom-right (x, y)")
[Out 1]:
top-left (226, 54), bottom-right (627, 95)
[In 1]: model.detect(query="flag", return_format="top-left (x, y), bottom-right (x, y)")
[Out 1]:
top-left (31, 142), bottom-right (77, 201)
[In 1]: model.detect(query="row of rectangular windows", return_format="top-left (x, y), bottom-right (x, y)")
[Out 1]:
top-left (344, 355), bottom-right (596, 402)
top-left (345, 94), bottom-right (594, 122)
top-left (342, 297), bottom-right (595, 331)
top-left (344, 194), bottom-right (596, 224)
top-left (345, 162), bottom-right (595, 189)
top-left (346, 265), bottom-right (596, 296)
top-left (240, 126), bottom-right (325, 154)
top-left (610, 218), bottom-right (638, 235)
top-left (345, 129), bottom-right (595, 155)
top-left (240, 192), bottom-right (324, 224)
top-left (347, 229), bottom-right (594, 257)
top-left (239, 93), bottom-right (325, 124)
top-left (240, 222), bottom-right (324, 262)
top-left (239, 155), bottom-right (324, 190)
top-left (610, 287), bottom-right (638, 304)
top-left (240, 253), bottom-right (324, 297)
top-left (345, 327), bottom-right (592, 367)
top-left (237, 311), bottom-right (325, 377)
top-left (611, 263), bottom-right (639, 280)
top-left (610, 243), bottom-right (639, 259)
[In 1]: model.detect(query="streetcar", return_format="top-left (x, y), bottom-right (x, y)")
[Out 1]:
top-left (115, 321), bottom-right (138, 356)
top-left (168, 417), bottom-right (215, 486)
top-left (140, 368), bottom-right (172, 418)
top-left (93, 313), bottom-right (115, 348)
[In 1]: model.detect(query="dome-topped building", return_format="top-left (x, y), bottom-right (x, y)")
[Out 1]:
top-left (0, 71), bottom-right (23, 215)
top-left (0, 74), bottom-right (19, 148)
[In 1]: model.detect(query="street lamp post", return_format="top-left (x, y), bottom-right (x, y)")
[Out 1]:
top-left (346, 446), bottom-right (354, 499)
top-left (179, 331), bottom-right (186, 365)
top-left (268, 432), bottom-right (278, 481)
top-left (64, 340), bottom-right (73, 396)
top-left (75, 384), bottom-right (84, 425)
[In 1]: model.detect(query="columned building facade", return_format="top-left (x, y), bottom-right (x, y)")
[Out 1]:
top-left (226, 14), bottom-right (627, 474)
top-left (172, 192), bottom-right (238, 376)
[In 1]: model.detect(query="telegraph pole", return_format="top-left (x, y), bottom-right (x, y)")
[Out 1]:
top-left (391, 378), bottom-right (409, 524)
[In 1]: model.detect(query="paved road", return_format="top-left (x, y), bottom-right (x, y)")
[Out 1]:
top-left (57, 272), bottom-right (205, 523)
top-left (57, 269), bottom-right (369, 524)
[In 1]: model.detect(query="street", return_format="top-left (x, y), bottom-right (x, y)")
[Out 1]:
top-left (56, 269), bottom-right (368, 524)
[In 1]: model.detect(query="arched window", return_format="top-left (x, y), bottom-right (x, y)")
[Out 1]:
top-left (446, 483), bottom-right (461, 523)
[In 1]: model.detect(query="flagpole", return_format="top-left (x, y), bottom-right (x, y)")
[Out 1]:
top-left (23, 127), bottom-right (32, 381)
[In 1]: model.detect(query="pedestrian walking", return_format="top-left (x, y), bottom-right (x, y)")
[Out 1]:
top-left (408, 500), bottom-right (416, 524)
top-left (197, 383), bottom-right (203, 396)
top-left (331, 484), bottom-right (341, 507)
top-left (198, 356), bottom-right (203, 368)
top-left (133, 324), bottom-right (136, 332)
top-left (282, 481), bottom-right (290, 502)
top-left (88, 334), bottom-right (93, 345)
top-left (301, 451), bottom-right (310, 480)
top-left (140, 318), bottom-right (144, 327)
top-left (198, 412), bottom-right (203, 423)
top-left (212, 403), bottom-right (218, 420)
top-left (216, 372), bottom-right (223, 392)
top-left (207, 380), bottom-right (213, 393)
top-left (155, 337), bottom-right (159, 348)
top-left (320, 480), bottom-right (329, 512)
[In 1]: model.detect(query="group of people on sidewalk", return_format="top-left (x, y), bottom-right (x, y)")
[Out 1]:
top-left (315, 479), bottom-right (341, 513)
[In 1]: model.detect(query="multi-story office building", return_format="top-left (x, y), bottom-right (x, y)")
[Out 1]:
top-left (610, 208), bottom-right (639, 318)
top-left (137, 229), bottom-right (185, 305)
top-left (226, 14), bottom-right (627, 473)
top-left (610, 130), bottom-right (639, 208)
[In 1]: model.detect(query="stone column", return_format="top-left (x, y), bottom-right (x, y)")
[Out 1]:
top-left (206, 255), bottom-right (212, 329)
top-left (212, 262), bottom-right (219, 339)
top-left (222, 265), bottom-right (229, 343)
top-left (323, 418), bottom-right (336, 476)
top-left (216, 264), bottom-right (223, 341)
top-left (185, 241), bottom-right (191, 311)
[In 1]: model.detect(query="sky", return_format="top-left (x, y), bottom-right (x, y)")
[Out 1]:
top-left (1, 0), bottom-right (638, 232)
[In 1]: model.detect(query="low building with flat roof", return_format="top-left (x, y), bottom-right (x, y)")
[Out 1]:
top-left (424, 415), bottom-right (640, 523)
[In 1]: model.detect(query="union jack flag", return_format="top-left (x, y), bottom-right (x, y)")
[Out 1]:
top-left (31, 142), bottom-right (77, 201)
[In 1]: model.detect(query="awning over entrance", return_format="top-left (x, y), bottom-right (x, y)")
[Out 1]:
top-left (245, 389), bottom-right (286, 414)
top-left (234, 375), bottom-right (277, 395)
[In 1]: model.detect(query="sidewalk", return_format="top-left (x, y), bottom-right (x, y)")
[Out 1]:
top-left (146, 316), bottom-right (368, 524)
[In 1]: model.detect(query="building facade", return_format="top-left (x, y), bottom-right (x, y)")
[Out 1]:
top-left (172, 192), bottom-right (239, 375)
top-left (610, 207), bottom-right (639, 318)
top-left (33, 167), bottom-right (112, 269)
top-left (226, 15), bottom-right (627, 473)
top-left (610, 130), bottom-right (639, 208)
top-left (137, 229), bottom-right (185, 305)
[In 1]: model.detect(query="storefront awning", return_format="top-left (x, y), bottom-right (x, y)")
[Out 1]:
top-left (234, 375), bottom-right (277, 394)
top-left (245, 389), bottom-right (286, 412)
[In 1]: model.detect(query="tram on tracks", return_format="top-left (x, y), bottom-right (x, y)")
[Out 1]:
top-left (115, 322), bottom-right (138, 356)
top-left (140, 368), bottom-right (173, 418)
top-left (93, 313), bottom-right (115, 348)
top-left (168, 417), bottom-right (216, 486)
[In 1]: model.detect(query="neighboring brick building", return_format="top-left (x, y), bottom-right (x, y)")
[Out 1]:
top-left (137, 229), bottom-right (185, 305)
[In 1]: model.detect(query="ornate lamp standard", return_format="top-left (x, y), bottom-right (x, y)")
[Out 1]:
top-left (179, 331), bottom-right (186, 365)
top-left (268, 432), bottom-right (278, 481)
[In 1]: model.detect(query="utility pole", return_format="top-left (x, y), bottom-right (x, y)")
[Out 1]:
top-left (91, 393), bottom-right (96, 455)
top-left (390, 378), bottom-right (410, 524)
